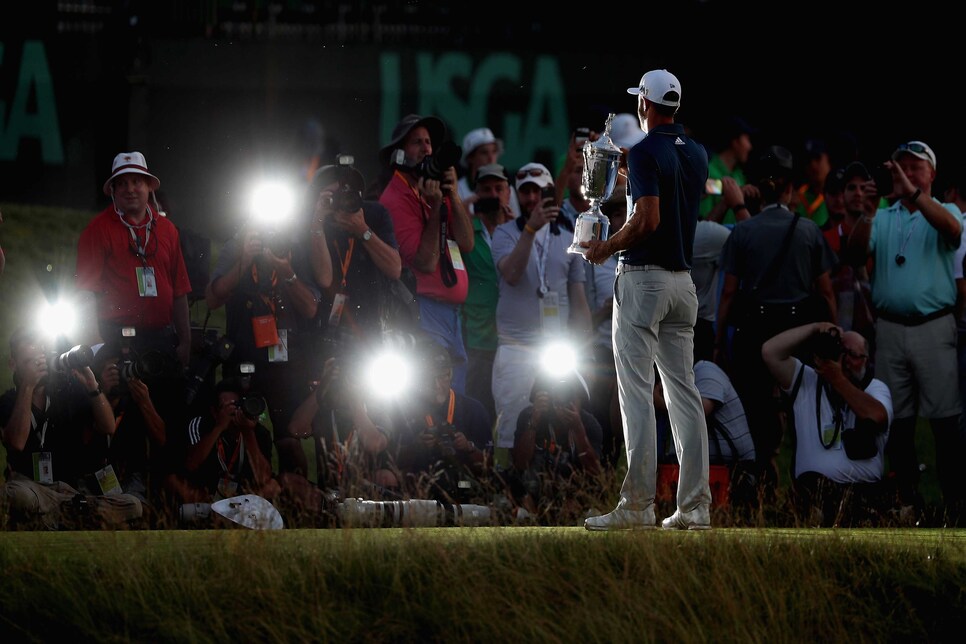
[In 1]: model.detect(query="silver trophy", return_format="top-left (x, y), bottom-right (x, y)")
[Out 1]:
top-left (567, 113), bottom-right (622, 255)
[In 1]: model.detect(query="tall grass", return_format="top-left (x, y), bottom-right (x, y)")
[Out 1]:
top-left (0, 528), bottom-right (963, 642)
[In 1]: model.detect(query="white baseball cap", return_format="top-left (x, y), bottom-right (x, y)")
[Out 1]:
top-left (627, 69), bottom-right (682, 108)
top-left (461, 127), bottom-right (504, 165)
top-left (892, 140), bottom-right (937, 170)
top-left (609, 113), bottom-right (646, 149)
top-left (514, 162), bottom-right (553, 189)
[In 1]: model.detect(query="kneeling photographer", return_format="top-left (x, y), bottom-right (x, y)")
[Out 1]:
top-left (391, 338), bottom-right (492, 505)
top-left (92, 341), bottom-right (180, 510)
top-left (762, 322), bottom-right (893, 526)
top-left (510, 370), bottom-right (603, 524)
top-left (0, 327), bottom-right (142, 529)
top-left (162, 377), bottom-right (279, 512)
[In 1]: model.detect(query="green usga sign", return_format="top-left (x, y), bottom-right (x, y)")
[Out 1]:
top-left (0, 40), bottom-right (64, 164)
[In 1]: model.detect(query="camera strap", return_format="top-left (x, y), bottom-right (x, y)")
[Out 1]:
top-left (424, 389), bottom-right (456, 428)
top-left (29, 395), bottom-right (51, 449)
top-left (438, 201), bottom-right (458, 287)
top-left (815, 377), bottom-right (845, 450)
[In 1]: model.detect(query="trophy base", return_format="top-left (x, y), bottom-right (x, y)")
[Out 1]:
top-left (567, 206), bottom-right (610, 256)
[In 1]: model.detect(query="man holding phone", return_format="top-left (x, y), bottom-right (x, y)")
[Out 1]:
top-left (490, 162), bottom-right (592, 464)
top-left (462, 163), bottom-right (515, 420)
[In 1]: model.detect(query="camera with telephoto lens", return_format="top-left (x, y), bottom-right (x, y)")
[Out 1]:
top-left (48, 344), bottom-right (94, 374)
top-left (810, 327), bottom-right (845, 361)
top-left (231, 395), bottom-right (266, 420)
top-left (118, 349), bottom-right (176, 383)
top-left (185, 333), bottom-right (236, 406)
top-left (412, 140), bottom-right (462, 181)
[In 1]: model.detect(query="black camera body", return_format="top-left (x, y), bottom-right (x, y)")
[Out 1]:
top-left (811, 327), bottom-right (845, 361)
top-left (332, 184), bottom-right (363, 213)
top-left (475, 197), bottom-right (502, 216)
top-left (412, 140), bottom-right (462, 181)
top-left (232, 395), bottom-right (266, 420)
top-left (185, 333), bottom-right (236, 406)
top-left (258, 228), bottom-right (292, 258)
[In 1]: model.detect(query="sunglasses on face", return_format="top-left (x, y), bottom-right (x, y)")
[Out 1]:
top-left (516, 168), bottom-right (548, 180)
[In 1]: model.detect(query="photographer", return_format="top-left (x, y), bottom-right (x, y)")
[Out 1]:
top-left (163, 377), bottom-right (280, 507)
top-left (378, 114), bottom-right (474, 395)
top-left (307, 162), bottom-right (405, 343)
top-left (762, 323), bottom-right (892, 526)
top-left (286, 355), bottom-right (394, 501)
top-left (511, 370), bottom-right (603, 523)
top-left (205, 201), bottom-right (321, 476)
top-left (391, 339), bottom-right (492, 504)
top-left (0, 327), bottom-right (142, 529)
top-left (92, 341), bottom-right (175, 510)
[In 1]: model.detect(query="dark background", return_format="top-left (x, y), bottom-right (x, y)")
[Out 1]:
top-left (2, 0), bottom-right (963, 241)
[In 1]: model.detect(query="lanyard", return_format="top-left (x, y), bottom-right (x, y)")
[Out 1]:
top-left (250, 264), bottom-right (278, 315)
top-left (895, 213), bottom-right (920, 259)
top-left (542, 422), bottom-right (576, 456)
top-left (328, 409), bottom-right (355, 483)
top-left (534, 226), bottom-right (550, 293)
top-left (30, 396), bottom-right (51, 449)
top-left (424, 389), bottom-right (456, 427)
top-left (333, 238), bottom-right (355, 291)
top-left (217, 434), bottom-right (245, 483)
top-left (119, 210), bottom-right (154, 263)
top-left (797, 185), bottom-right (824, 217)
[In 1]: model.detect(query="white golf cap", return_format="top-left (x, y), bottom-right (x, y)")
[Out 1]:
top-left (627, 69), bottom-right (682, 108)
top-left (609, 113), bottom-right (646, 149)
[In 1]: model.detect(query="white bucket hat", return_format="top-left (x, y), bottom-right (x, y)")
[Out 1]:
top-left (103, 151), bottom-right (161, 195)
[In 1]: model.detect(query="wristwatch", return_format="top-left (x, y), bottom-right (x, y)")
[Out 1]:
top-left (361, 229), bottom-right (373, 242)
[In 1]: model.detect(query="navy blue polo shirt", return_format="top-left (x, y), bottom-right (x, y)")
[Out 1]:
top-left (621, 123), bottom-right (708, 270)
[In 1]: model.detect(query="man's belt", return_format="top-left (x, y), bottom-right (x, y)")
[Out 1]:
top-left (877, 306), bottom-right (954, 327)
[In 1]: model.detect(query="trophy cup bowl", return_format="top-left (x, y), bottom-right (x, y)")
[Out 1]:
top-left (568, 113), bottom-right (623, 255)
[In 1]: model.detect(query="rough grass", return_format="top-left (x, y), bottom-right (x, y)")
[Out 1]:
top-left (0, 527), bottom-right (964, 642)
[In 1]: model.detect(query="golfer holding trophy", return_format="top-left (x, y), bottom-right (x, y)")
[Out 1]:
top-left (582, 69), bottom-right (712, 532)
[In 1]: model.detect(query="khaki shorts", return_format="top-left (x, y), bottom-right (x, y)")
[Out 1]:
top-left (3, 474), bottom-right (142, 530)
top-left (875, 314), bottom-right (961, 419)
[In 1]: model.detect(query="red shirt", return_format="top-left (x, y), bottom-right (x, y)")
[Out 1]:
top-left (380, 172), bottom-right (468, 305)
top-left (76, 205), bottom-right (192, 328)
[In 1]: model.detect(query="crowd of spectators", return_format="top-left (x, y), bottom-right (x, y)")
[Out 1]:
top-left (2, 112), bottom-right (965, 530)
